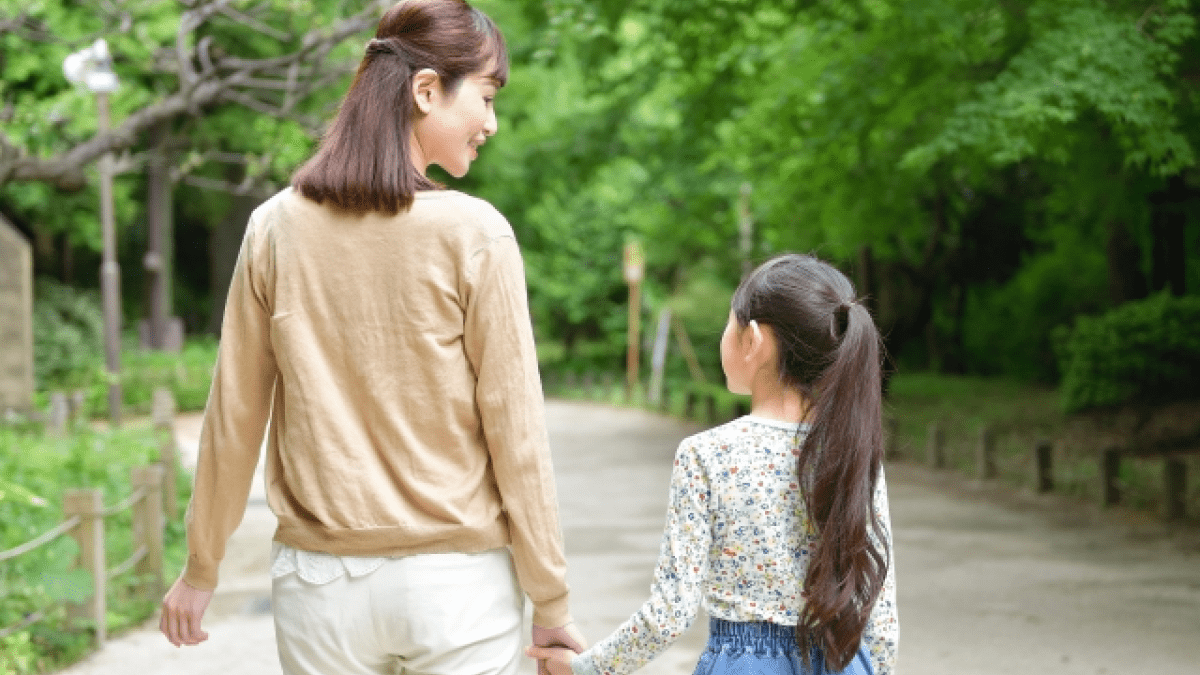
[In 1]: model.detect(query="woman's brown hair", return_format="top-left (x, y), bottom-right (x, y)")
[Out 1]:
top-left (730, 253), bottom-right (889, 671)
top-left (292, 0), bottom-right (508, 214)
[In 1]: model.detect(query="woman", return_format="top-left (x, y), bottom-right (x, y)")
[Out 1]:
top-left (160, 1), bottom-right (584, 673)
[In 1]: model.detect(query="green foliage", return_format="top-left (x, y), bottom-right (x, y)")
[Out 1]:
top-left (902, 1), bottom-right (1196, 176)
top-left (960, 233), bottom-right (1109, 381)
top-left (5, 0), bottom-right (1199, 388)
top-left (32, 278), bottom-right (104, 391)
top-left (32, 274), bottom-right (218, 414)
top-left (32, 336), bottom-right (218, 417)
top-left (1055, 293), bottom-right (1200, 412)
top-left (0, 425), bottom-right (191, 673)
top-left (118, 337), bottom-right (217, 414)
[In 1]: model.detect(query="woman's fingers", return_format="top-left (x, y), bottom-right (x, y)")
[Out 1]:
top-left (160, 577), bottom-right (214, 647)
top-left (525, 647), bottom-right (575, 675)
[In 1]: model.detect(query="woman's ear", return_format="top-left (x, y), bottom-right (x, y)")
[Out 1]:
top-left (412, 68), bottom-right (441, 114)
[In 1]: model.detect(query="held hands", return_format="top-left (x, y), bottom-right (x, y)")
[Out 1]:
top-left (529, 622), bottom-right (587, 675)
top-left (159, 577), bottom-right (214, 647)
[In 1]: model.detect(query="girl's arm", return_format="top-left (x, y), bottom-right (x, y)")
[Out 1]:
top-left (571, 440), bottom-right (714, 675)
top-left (861, 469), bottom-right (899, 675)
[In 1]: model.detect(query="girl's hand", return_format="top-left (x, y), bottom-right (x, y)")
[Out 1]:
top-left (525, 645), bottom-right (576, 675)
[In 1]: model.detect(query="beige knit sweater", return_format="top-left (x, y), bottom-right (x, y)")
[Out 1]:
top-left (182, 188), bottom-right (572, 627)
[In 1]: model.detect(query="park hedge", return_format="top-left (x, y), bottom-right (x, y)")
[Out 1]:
top-left (1054, 292), bottom-right (1200, 414)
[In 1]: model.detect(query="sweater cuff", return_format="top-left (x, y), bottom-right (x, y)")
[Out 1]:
top-left (181, 554), bottom-right (218, 591)
top-left (531, 592), bottom-right (571, 628)
top-left (571, 651), bottom-right (602, 675)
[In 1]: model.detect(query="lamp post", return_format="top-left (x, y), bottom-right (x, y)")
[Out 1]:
top-left (64, 39), bottom-right (122, 426)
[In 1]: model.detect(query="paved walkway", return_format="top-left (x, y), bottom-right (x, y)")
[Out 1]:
top-left (57, 401), bottom-right (1200, 674)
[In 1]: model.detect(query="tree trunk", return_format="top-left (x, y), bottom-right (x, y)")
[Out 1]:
top-left (1105, 220), bottom-right (1147, 305)
top-left (206, 195), bottom-right (260, 336)
top-left (1150, 175), bottom-right (1188, 297)
top-left (143, 122), bottom-right (174, 348)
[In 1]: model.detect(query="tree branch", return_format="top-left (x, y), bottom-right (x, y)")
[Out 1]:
top-left (0, 0), bottom-right (391, 189)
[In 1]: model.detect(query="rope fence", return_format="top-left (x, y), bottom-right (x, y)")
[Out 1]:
top-left (0, 388), bottom-right (180, 649)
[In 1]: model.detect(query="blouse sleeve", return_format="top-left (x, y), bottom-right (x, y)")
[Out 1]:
top-left (572, 440), bottom-right (713, 675)
top-left (861, 469), bottom-right (899, 674)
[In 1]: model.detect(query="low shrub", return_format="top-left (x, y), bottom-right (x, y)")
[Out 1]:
top-left (1054, 293), bottom-right (1200, 413)
top-left (32, 279), bottom-right (104, 392)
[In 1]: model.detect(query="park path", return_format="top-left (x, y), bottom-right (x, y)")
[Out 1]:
top-left (57, 401), bottom-right (1200, 675)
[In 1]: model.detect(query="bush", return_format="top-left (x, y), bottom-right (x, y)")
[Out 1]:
top-left (108, 337), bottom-right (218, 415)
top-left (32, 279), bottom-right (104, 392)
top-left (0, 426), bottom-right (191, 673)
top-left (1054, 292), bottom-right (1200, 413)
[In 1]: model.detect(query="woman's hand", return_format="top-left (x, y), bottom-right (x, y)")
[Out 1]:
top-left (530, 623), bottom-right (586, 675)
top-left (525, 644), bottom-right (577, 675)
top-left (159, 577), bottom-right (214, 647)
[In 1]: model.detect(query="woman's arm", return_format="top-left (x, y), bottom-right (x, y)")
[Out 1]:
top-left (463, 231), bottom-right (573, 629)
top-left (163, 213), bottom-right (278, 645)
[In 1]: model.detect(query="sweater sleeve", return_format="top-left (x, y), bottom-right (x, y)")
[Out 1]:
top-left (862, 470), bottom-right (899, 674)
top-left (181, 216), bottom-right (278, 591)
top-left (572, 440), bottom-right (713, 675)
top-left (463, 233), bottom-right (572, 628)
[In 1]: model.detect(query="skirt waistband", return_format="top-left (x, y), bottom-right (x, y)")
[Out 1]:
top-left (707, 618), bottom-right (798, 653)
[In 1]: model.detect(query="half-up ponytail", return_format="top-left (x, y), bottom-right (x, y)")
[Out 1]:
top-left (731, 254), bottom-right (889, 671)
top-left (292, 0), bottom-right (509, 214)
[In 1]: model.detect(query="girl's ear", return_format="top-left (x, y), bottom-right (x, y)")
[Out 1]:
top-left (747, 320), bottom-right (766, 358)
top-left (746, 320), bottom-right (776, 366)
top-left (412, 68), bottom-right (441, 114)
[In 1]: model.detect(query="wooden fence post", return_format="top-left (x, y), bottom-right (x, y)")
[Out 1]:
top-left (705, 394), bottom-right (717, 424)
top-left (153, 388), bottom-right (179, 520)
top-left (1102, 449), bottom-right (1122, 507)
top-left (1164, 457), bottom-right (1187, 521)
top-left (885, 417), bottom-right (900, 460)
top-left (926, 421), bottom-right (945, 469)
top-left (133, 464), bottom-right (165, 600)
top-left (582, 372), bottom-right (594, 399)
top-left (684, 391), bottom-right (697, 420)
top-left (63, 489), bottom-right (106, 646)
top-left (48, 391), bottom-right (69, 436)
top-left (1034, 439), bottom-right (1054, 493)
top-left (601, 372), bottom-right (614, 399)
top-left (976, 426), bottom-right (996, 480)
top-left (69, 389), bottom-right (87, 427)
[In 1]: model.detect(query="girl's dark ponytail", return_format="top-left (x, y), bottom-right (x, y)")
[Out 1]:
top-left (796, 300), bottom-right (887, 670)
top-left (730, 255), bottom-right (888, 671)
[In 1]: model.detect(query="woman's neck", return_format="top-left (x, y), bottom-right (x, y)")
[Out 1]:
top-left (748, 373), bottom-right (811, 424)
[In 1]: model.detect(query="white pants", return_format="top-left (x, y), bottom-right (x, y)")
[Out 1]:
top-left (272, 548), bottom-right (523, 675)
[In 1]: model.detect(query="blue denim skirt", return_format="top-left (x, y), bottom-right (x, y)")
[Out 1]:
top-left (691, 619), bottom-right (874, 675)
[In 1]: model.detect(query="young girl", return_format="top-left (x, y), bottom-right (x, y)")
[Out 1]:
top-left (529, 253), bottom-right (898, 675)
top-left (160, 1), bottom-right (585, 672)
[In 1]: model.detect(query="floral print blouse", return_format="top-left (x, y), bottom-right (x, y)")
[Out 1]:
top-left (571, 416), bottom-right (898, 675)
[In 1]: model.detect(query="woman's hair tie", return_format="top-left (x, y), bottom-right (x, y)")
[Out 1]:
top-left (366, 37), bottom-right (399, 57)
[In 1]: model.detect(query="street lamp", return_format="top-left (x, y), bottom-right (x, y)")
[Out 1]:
top-left (64, 39), bottom-right (122, 426)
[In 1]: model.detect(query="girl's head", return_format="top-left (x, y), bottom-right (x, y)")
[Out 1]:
top-left (728, 253), bottom-right (862, 394)
top-left (293, 0), bottom-right (508, 214)
top-left (730, 253), bottom-right (889, 671)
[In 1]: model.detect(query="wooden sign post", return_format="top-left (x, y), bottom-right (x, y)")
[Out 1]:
top-left (623, 241), bottom-right (645, 399)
